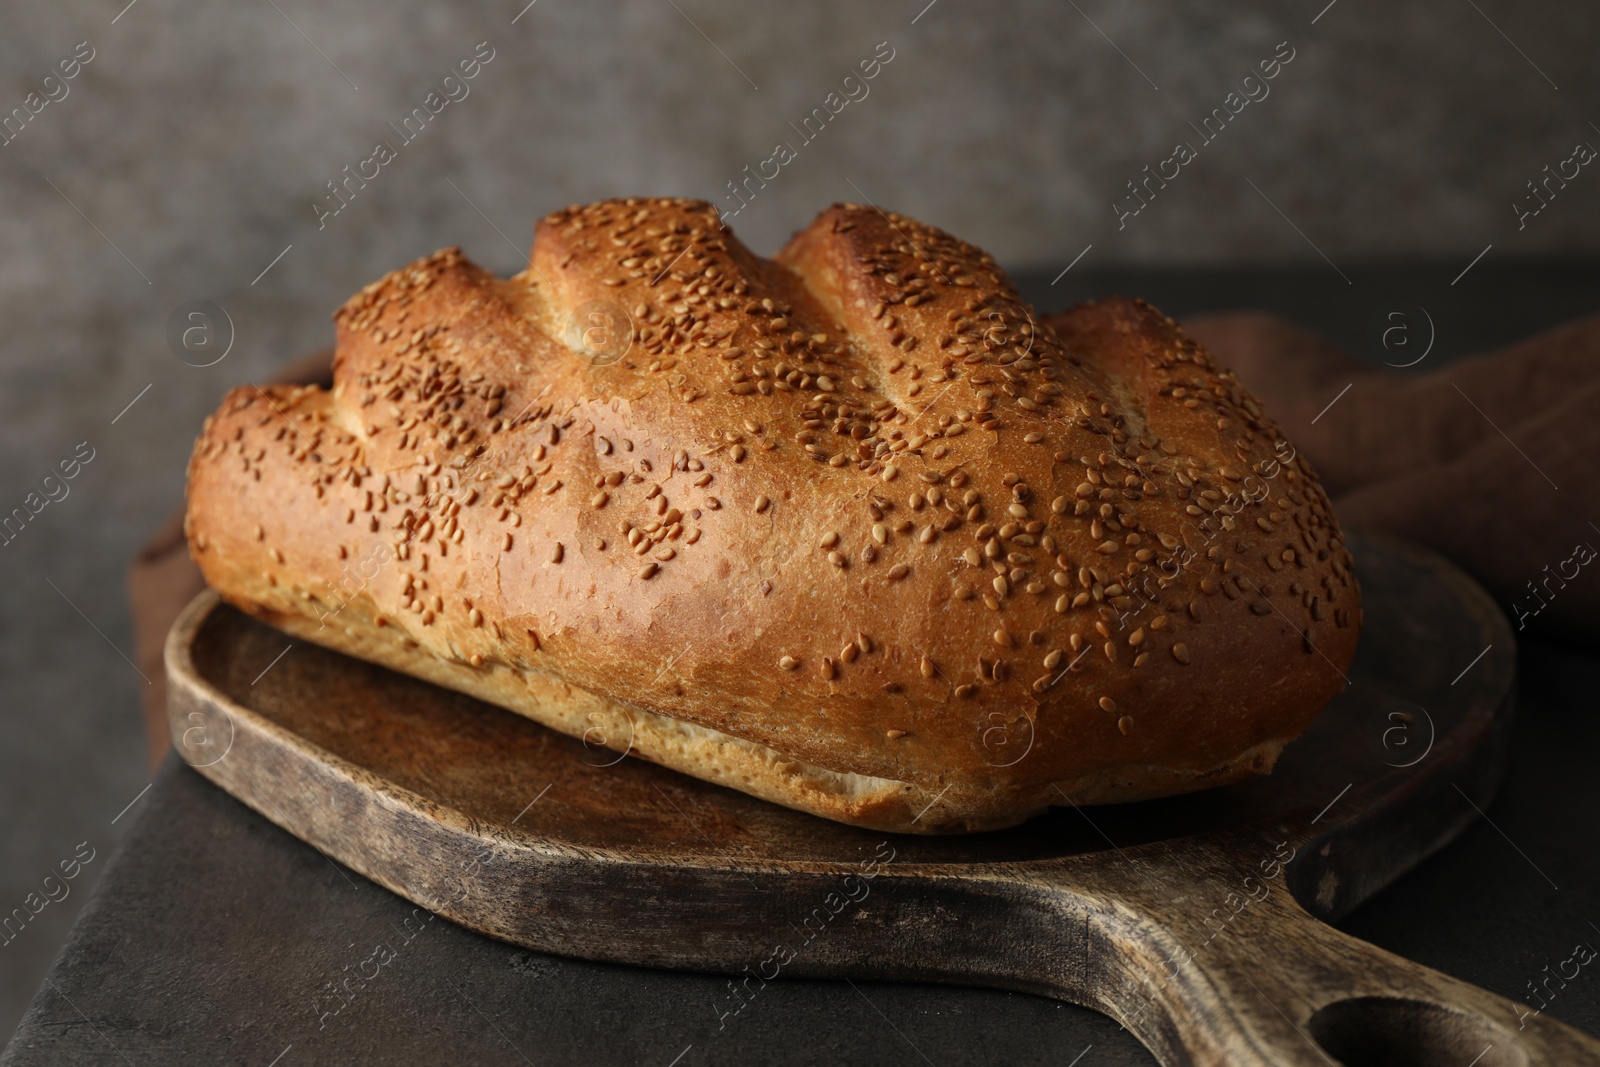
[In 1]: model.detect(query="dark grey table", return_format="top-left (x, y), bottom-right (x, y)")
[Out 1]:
top-left (6, 264), bottom-right (1600, 1066)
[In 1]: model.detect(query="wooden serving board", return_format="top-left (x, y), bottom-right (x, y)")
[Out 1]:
top-left (164, 533), bottom-right (1599, 1065)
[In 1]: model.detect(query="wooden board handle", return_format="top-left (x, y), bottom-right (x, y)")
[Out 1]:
top-left (1035, 846), bottom-right (1600, 1066)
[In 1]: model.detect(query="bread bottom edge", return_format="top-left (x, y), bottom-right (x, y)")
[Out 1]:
top-left (234, 595), bottom-right (1292, 835)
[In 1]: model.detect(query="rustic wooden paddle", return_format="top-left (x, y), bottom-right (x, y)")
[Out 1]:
top-left (164, 533), bottom-right (1599, 1065)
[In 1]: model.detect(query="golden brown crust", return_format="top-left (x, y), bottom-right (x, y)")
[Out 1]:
top-left (184, 198), bottom-right (1360, 834)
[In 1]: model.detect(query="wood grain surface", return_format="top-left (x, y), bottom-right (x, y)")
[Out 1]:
top-left (165, 533), bottom-right (1600, 1065)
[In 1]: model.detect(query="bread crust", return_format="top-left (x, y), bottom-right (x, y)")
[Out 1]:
top-left (185, 198), bottom-right (1360, 833)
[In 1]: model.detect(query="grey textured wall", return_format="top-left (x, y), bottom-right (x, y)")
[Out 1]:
top-left (1, 0), bottom-right (1596, 1045)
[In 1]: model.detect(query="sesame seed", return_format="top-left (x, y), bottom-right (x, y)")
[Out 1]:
top-left (993, 629), bottom-right (1013, 648)
top-left (637, 562), bottom-right (659, 579)
top-left (550, 542), bottom-right (564, 563)
top-left (502, 533), bottom-right (513, 551)
top-left (1099, 696), bottom-right (1117, 713)
top-left (841, 642), bottom-right (859, 664)
top-left (920, 656), bottom-right (935, 679)
top-left (1117, 716), bottom-right (1133, 735)
top-left (886, 729), bottom-right (906, 739)
top-left (887, 563), bottom-right (910, 580)
top-left (820, 657), bottom-right (836, 680)
top-left (821, 532), bottom-right (840, 549)
top-left (754, 495), bottom-right (771, 513)
top-left (828, 550), bottom-right (846, 568)
top-left (778, 655), bottom-right (799, 671)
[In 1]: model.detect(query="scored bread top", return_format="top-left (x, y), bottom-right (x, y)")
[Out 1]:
top-left (186, 197), bottom-right (1359, 824)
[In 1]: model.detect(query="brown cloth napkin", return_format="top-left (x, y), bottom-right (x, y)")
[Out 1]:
top-left (127, 317), bottom-right (1600, 768)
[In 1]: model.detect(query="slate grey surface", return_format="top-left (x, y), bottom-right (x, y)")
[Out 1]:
top-left (3, 0), bottom-right (1600, 1056)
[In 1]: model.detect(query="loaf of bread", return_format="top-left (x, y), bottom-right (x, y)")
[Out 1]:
top-left (185, 198), bottom-right (1360, 833)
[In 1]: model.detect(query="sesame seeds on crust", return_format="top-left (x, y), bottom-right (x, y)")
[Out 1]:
top-left (187, 197), bottom-right (1361, 815)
